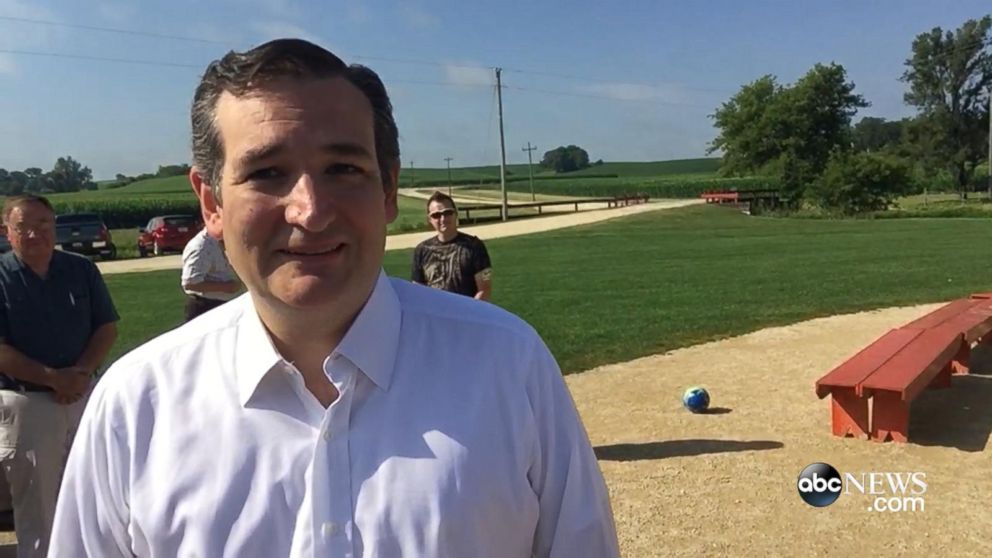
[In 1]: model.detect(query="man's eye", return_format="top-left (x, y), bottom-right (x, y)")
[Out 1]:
top-left (246, 167), bottom-right (281, 180)
top-left (327, 164), bottom-right (362, 175)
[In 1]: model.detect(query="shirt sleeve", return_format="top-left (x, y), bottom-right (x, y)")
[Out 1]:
top-left (87, 260), bottom-right (120, 329)
top-left (181, 238), bottom-right (210, 286)
top-left (472, 238), bottom-right (492, 276)
top-left (410, 245), bottom-right (425, 284)
top-left (50, 376), bottom-right (135, 557)
top-left (524, 338), bottom-right (619, 557)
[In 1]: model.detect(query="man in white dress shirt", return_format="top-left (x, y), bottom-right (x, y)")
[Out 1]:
top-left (180, 227), bottom-right (240, 321)
top-left (50, 38), bottom-right (619, 557)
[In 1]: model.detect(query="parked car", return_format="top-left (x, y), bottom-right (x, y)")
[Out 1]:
top-left (55, 213), bottom-right (117, 260)
top-left (138, 215), bottom-right (202, 257)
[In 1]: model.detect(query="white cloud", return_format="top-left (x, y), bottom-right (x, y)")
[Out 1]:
top-left (578, 82), bottom-right (695, 104)
top-left (400, 2), bottom-right (440, 30)
top-left (443, 63), bottom-right (492, 87)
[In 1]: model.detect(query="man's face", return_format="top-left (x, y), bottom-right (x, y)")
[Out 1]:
top-left (198, 76), bottom-right (398, 312)
top-left (427, 200), bottom-right (457, 237)
top-left (5, 202), bottom-right (56, 263)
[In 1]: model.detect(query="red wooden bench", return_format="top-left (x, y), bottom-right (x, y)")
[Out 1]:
top-left (900, 297), bottom-right (992, 374)
top-left (816, 329), bottom-right (924, 438)
top-left (858, 327), bottom-right (965, 442)
top-left (815, 295), bottom-right (992, 443)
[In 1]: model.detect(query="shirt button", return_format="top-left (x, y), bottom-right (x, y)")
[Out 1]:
top-left (321, 522), bottom-right (339, 538)
top-left (322, 429), bottom-right (332, 441)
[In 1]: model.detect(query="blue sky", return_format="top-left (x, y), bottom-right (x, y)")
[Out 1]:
top-left (0, 0), bottom-right (989, 180)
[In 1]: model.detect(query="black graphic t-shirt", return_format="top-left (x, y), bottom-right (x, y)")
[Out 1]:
top-left (411, 232), bottom-right (492, 297)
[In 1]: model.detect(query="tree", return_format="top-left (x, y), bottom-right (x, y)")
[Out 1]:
top-left (8, 171), bottom-right (27, 195)
top-left (709, 75), bottom-right (784, 176)
top-left (710, 64), bottom-right (868, 202)
top-left (540, 145), bottom-right (591, 173)
top-left (48, 156), bottom-right (95, 193)
top-left (811, 150), bottom-right (913, 214)
top-left (852, 117), bottom-right (907, 152)
top-left (901, 16), bottom-right (992, 197)
top-left (156, 164), bottom-right (191, 178)
top-left (23, 167), bottom-right (50, 193)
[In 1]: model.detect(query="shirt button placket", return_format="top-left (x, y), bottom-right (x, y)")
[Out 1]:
top-left (321, 362), bottom-right (356, 556)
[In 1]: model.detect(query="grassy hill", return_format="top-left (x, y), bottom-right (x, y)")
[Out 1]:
top-left (397, 158), bottom-right (721, 185)
top-left (565, 158), bottom-right (720, 177)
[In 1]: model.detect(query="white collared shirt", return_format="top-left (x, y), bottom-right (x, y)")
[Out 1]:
top-left (181, 229), bottom-right (238, 301)
top-left (51, 271), bottom-right (619, 557)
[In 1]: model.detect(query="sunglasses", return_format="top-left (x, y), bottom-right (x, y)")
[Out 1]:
top-left (429, 208), bottom-right (456, 220)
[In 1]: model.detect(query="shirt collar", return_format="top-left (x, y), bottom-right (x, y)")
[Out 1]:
top-left (7, 251), bottom-right (59, 279)
top-left (335, 270), bottom-right (401, 391)
top-left (233, 295), bottom-right (284, 407)
top-left (233, 270), bottom-right (402, 406)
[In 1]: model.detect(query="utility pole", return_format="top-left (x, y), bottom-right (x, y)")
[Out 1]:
top-left (410, 160), bottom-right (415, 189)
top-left (522, 142), bottom-right (537, 201)
top-left (495, 67), bottom-right (508, 221)
top-left (444, 157), bottom-right (454, 196)
top-left (987, 88), bottom-right (991, 201)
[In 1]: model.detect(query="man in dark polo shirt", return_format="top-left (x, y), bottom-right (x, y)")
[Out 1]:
top-left (0, 194), bottom-right (118, 557)
top-left (411, 191), bottom-right (493, 300)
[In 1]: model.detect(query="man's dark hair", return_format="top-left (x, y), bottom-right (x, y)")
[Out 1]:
top-left (191, 38), bottom-right (400, 203)
top-left (2, 194), bottom-right (55, 223)
top-left (427, 191), bottom-right (457, 211)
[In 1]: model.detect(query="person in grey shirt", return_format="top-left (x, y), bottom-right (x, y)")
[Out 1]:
top-left (0, 194), bottom-right (118, 558)
top-left (180, 227), bottom-right (240, 321)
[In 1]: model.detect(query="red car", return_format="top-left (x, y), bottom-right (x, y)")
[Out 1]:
top-left (138, 215), bottom-right (202, 257)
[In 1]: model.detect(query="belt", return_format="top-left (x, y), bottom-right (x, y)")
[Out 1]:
top-left (0, 384), bottom-right (52, 393)
top-left (22, 385), bottom-right (53, 393)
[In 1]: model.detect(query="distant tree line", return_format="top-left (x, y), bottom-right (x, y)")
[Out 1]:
top-left (710, 15), bottom-right (992, 214)
top-left (108, 164), bottom-right (191, 188)
top-left (0, 156), bottom-right (97, 195)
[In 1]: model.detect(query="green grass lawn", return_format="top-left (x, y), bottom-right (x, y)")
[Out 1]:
top-left (103, 205), bottom-right (992, 374)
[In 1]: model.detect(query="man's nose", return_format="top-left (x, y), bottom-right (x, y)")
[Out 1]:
top-left (285, 175), bottom-right (336, 230)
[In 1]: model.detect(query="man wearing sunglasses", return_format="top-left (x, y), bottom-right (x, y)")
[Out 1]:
top-left (411, 191), bottom-right (492, 301)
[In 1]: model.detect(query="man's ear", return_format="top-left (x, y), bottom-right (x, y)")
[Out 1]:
top-left (189, 167), bottom-right (224, 240)
top-left (383, 159), bottom-right (400, 224)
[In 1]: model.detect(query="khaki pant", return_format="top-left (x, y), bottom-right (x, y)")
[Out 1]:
top-left (0, 390), bottom-right (86, 558)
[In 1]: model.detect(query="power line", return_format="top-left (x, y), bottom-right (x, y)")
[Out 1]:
top-left (0, 15), bottom-right (229, 45)
top-left (345, 54), bottom-right (492, 72)
top-left (0, 48), bottom-right (202, 68)
top-left (503, 84), bottom-right (710, 107)
top-left (0, 50), bottom-right (499, 87)
top-left (0, 14), bottom-right (731, 95)
top-left (503, 66), bottom-right (733, 95)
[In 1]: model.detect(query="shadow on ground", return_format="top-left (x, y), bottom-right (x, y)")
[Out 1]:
top-left (594, 439), bottom-right (783, 462)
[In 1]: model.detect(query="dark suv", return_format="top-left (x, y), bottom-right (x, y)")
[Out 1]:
top-left (55, 213), bottom-right (117, 260)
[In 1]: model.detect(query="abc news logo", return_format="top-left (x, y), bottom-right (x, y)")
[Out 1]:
top-left (797, 463), bottom-right (927, 512)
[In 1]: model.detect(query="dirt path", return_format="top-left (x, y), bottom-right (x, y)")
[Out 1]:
top-left (95, 199), bottom-right (702, 275)
top-left (570, 302), bottom-right (991, 556)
